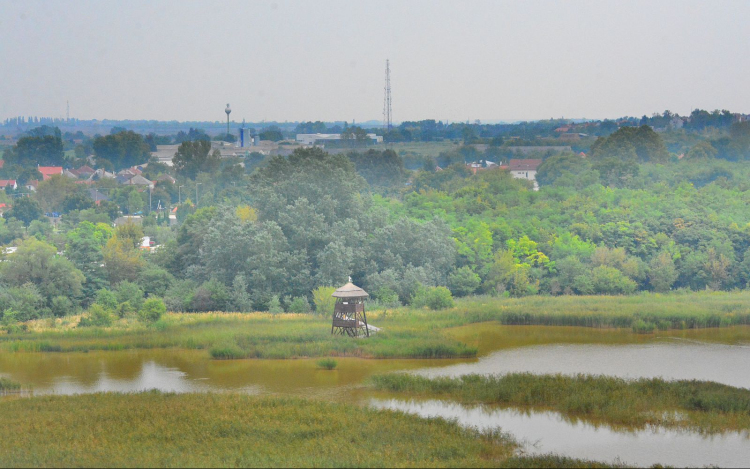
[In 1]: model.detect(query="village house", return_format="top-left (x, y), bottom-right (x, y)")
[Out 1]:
top-left (508, 159), bottom-right (542, 191)
top-left (37, 166), bottom-right (63, 181)
top-left (87, 169), bottom-right (116, 182)
top-left (0, 180), bottom-right (18, 190)
top-left (69, 165), bottom-right (95, 179)
top-left (122, 174), bottom-right (154, 189)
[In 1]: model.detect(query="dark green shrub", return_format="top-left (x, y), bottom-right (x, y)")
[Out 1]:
top-left (411, 286), bottom-right (455, 310)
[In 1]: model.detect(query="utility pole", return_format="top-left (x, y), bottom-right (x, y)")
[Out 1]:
top-left (178, 185), bottom-right (184, 204)
top-left (196, 183), bottom-right (202, 207)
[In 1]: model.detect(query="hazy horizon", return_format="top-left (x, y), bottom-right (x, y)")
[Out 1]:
top-left (2, 0), bottom-right (749, 123)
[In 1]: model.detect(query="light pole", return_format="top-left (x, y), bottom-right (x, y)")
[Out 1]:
top-left (196, 183), bottom-right (202, 208)
top-left (178, 185), bottom-right (184, 204)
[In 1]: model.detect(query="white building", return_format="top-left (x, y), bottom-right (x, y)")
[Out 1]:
top-left (508, 159), bottom-right (543, 191)
top-left (295, 133), bottom-right (383, 145)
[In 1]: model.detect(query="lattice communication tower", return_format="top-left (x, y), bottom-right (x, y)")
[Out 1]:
top-left (383, 59), bottom-right (392, 132)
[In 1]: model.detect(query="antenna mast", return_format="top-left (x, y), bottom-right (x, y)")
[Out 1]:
top-left (66, 100), bottom-right (70, 122)
top-left (383, 59), bottom-right (392, 132)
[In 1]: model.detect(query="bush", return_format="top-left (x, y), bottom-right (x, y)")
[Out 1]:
top-left (372, 287), bottom-right (401, 308)
top-left (139, 298), bottom-right (166, 323)
top-left (164, 279), bottom-right (196, 312)
top-left (268, 295), bottom-right (283, 314)
top-left (95, 289), bottom-right (118, 310)
top-left (116, 301), bottom-right (136, 318)
top-left (312, 286), bottom-right (336, 316)
top-left (287, 296), bottom-right (310, 314)
top-left (116, 281), bottom-right (144, 311)
top-left (411, 286), bottom-right (455, 310)
top-left (316, 358), bottom-right (338, 370)
top-left (137, 266), bottom-right (175, 297)
top-left (50, 296), bottom-right (74, 318)
top-left (632, 319), bottom-right (656, 334)
top-left (79, 304), bottom-right (115, 327)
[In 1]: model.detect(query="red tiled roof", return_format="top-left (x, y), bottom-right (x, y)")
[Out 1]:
top-left (508, 159), bottom-right (543, 171)
top-left (38, 166), bottom-right (63, 180)
top-left (0, 180), bottom-right (16, 187)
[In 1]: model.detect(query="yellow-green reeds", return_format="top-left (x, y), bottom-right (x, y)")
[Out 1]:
top-left (372, 373), bottom-right (750, 433)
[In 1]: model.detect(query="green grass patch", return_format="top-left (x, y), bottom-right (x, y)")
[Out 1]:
top-left (372, 373), bottom-right (750, 433)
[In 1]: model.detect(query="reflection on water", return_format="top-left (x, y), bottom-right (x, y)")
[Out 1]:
top-left (413, 341), bottom-right (750, 389)
top-left (0, 349), bottom-right (465, 398)
top-left (370, 398), bottom-right (750, 468)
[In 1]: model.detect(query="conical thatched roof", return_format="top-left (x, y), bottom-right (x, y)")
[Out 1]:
top-left (331, 282), bottom-right (369, 298)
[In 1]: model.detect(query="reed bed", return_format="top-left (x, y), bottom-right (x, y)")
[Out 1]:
top-left (0, 377), bottom-right (21, 391)
top-left (0, 391), bottom-right (516, 467)
top-left (0, 391), bottom-right (635, 468)
top-left (449, 291), bottom-right (750, 330)
top-left (372, 373), bottom-right (750, 434)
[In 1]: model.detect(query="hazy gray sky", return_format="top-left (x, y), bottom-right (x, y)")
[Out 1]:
top-left (1, 0), bottom-right (749, 123)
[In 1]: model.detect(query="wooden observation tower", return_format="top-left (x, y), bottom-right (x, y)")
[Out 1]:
top-left (331, 282), bottom-right (369, 337)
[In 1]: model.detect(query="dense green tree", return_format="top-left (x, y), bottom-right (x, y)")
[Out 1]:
top-left (448, 266), bottom-right (481, 297)
top-left (3, 127), bottom-right (64, 167)
top-left (172, 140), bottom-right (221, 179)
top-left (347, 149), bottom-right (406, 187)
top-left (0, 237), bottom-right (84, 308)
top-left (6, 197), bottom-right (44, 226)
top-left (93, 131), bottom-right (151, 169)
top-left (65, 222), bottom-right (112, 302)
top-left (649, 251), bottom-right (678, 292)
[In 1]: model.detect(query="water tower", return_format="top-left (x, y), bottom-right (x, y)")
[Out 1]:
top-left (331, 281), bottom-right (370, 338)
top-left (225, 103), bottom-right (231, 138)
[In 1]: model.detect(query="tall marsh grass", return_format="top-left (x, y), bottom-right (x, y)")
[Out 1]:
top-left (0, 392), bottom-right (517, 467)
top-left (372, 373), bottom-right (750, 433)
top-left (0, 377), bottom-right (21, 391)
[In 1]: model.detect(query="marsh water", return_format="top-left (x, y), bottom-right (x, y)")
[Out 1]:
top-left (2, 324), bottom-right (750, 466)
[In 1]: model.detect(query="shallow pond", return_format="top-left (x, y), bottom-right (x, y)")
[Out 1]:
top-left (2, 324), bottom-right (750, 466)
top-left (370, 398), bottom-right (750, 468)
